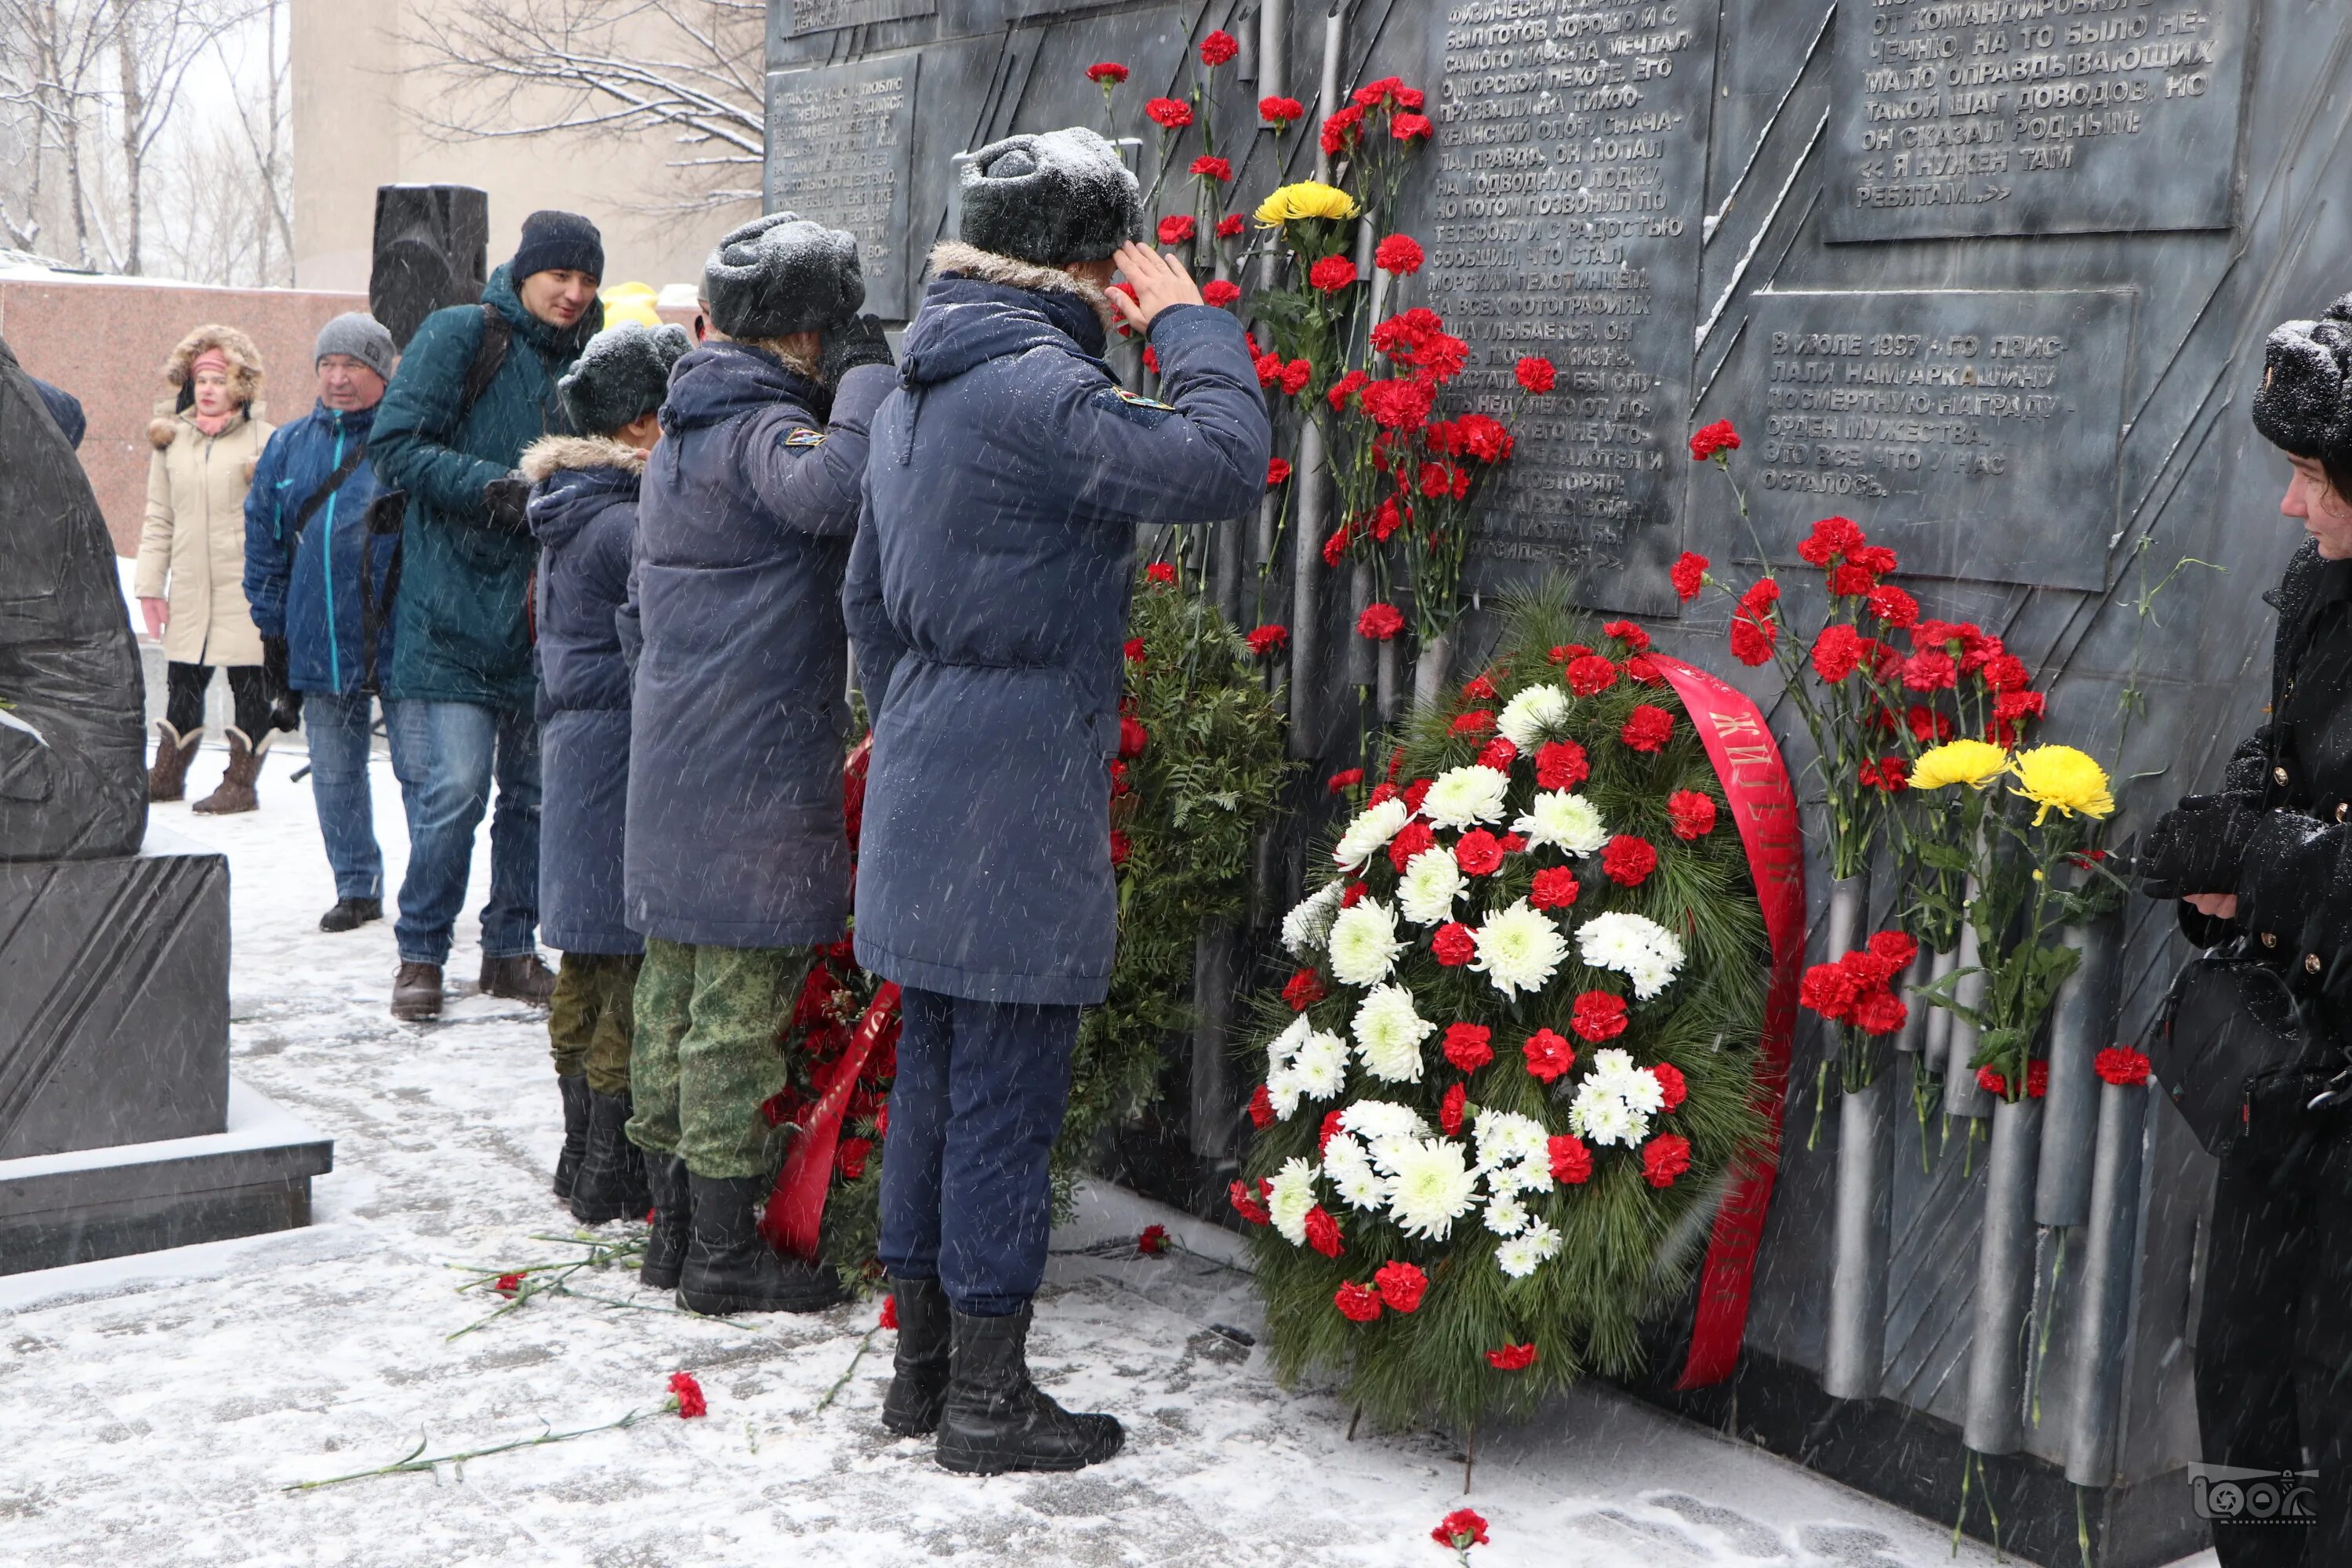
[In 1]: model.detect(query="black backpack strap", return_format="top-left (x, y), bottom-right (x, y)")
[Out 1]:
top-left (284, 441), bottom-right (370, 561)
top-left (460, 301), bottom-right (511, 423)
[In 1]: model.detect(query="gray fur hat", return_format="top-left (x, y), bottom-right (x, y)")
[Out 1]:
top-left (703, 213), bottom-right (864, 339)
top-left (558, 321), bottom-right (691, 436)
top-left (2255, 294), bottom-right (2352, 462)
top-left (959, 128), bottom-right (1144, 267)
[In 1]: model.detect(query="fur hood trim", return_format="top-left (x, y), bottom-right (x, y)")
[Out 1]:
top-left (148, 408), bottom-right (255, 449)
top-left (520, 434), bottom-right (649, 484)
top-left (162, 323), bottom-right (264, 405)
top-left (927, 242), bottom-right (1119, 336)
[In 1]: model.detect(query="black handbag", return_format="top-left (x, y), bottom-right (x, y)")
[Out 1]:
top-left (2151, 948), bottom-right (2324, 1158)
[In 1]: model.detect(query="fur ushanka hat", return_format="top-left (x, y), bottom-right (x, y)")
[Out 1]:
top-left (702, 213), bottom-right (865, 340)
top-left (558, 321), bottom-right (691, 436)
top-left (958, 128), bottom-right (1145, 267)
top-left (2256, 293), bottom-right (2352, 465)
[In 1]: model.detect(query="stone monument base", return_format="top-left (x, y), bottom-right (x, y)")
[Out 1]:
top-left (0, 1078), bottom-right (331, 1275)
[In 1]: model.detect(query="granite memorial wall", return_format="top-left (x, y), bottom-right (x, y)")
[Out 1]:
top-left (762, 3), bottom-right (2352, 1561)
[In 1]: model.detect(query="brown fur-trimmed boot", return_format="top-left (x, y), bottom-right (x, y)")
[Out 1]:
top-left (148, 720), bottom-right (201, 801)
top-left (192, 727), bottom-right (267, 815)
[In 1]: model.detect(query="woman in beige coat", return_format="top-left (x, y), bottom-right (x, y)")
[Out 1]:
top-left (136, 325), bottom-right (276, 812)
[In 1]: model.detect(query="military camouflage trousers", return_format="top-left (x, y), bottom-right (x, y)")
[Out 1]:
top-left (548, 951), bottom-right (641, 1098)
top-left (625, 937), bottom-right (813, 1180)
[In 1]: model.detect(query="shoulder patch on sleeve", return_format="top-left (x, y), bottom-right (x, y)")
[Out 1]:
top-left (1099, 386), bottom-right (1178, 423)
top-left (782, 426), bottom-right (828, 448)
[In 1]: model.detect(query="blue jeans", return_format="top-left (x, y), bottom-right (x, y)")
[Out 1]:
top-left (877, 987), bottom-right (1080, 1316)
top-left (302, 690), bottom-right (383, 902)
top-left (387, 699), bottom-right (541, 967)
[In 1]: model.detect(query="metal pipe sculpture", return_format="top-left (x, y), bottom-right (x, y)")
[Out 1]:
top-left (2038, 906), bottom-right (2119, 1227)
top-left (1963, 1095), bottom-right (2045, 1453)
top-left (1823, 871), bottom-right (1889, 1399)
top-left (2065, 1076), bottom-right (2150, 1486)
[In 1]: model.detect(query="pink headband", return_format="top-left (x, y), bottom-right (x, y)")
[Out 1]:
top-left (190, 347), bottom-right (230, 379)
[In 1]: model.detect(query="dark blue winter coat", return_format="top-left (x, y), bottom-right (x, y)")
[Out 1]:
top-left (845, 256), bottom-right (1269, 1005)
top-left (242, 401), bottom-right (392, 695)
top-left (526, 435), bottom-right (644, 956)
top-left (624, 344), bottom-right (894, 949)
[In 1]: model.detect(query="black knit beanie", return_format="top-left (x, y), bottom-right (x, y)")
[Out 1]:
top-left (959, 128), bottom-right (1144, 266)
top-left (558, 322), bottom-right (691, 436)
top-left (703, 214), bottom-right (865, 339)
top-left (512, 210), bottom-right (604, 282)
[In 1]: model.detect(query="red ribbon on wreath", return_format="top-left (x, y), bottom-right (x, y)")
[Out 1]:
top-left (761, 981), bottom-right (901, 1258)
top-left (1648, 655), bottom-right (1805, 1389)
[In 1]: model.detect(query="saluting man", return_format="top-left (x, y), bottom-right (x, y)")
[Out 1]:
top-left (845, 127), bottom-right (1270, 1475)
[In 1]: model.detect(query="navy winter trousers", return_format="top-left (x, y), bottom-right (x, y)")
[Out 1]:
top-left (877, 986), bottom-right (1080, 1316)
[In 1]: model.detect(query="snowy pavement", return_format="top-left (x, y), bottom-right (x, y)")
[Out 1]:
top-left (1, 749), bottom-right (2196, 1566)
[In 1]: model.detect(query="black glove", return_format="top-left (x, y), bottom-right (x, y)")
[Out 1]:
top-left (484, 473), bottom-right (533, 532)
top-left (262, 636), bottom-right (303, 732)
top-left (2139, 793), bottom-right (2263, 901)
top-left (820, 314), bottom-right (895, 383)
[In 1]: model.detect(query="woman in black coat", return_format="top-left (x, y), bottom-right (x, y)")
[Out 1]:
top-left (2143, 294), bottom-right (2352, 1567)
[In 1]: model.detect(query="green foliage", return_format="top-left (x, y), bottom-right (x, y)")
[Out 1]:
top-left (1241, 586), bottom-right (1772, 1435)
top-left (1054, 575), bottom-right (1294, 1207)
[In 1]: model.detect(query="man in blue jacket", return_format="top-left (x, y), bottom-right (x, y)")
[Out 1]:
top-left (244, 313), bottom-right (398, 934)
top-left (846, 128), bottom-right (1269, 1474)
top-left (626, 214), bottom-right (895, 1314)
top-left (371, 211), bottom-right (604, 1022)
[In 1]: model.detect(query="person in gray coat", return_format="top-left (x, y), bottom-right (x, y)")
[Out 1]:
top-left (845, 127), bottom-right (1270, 1475)
top-left (624, 214), bottom-right (896, 1312)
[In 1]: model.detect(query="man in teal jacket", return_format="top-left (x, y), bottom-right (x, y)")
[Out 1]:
top-left (370, 210), bottom-right (604, 1022)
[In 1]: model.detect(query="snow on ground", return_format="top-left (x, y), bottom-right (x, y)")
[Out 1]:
top-left (0, 752), bottom-right (2164, 1566)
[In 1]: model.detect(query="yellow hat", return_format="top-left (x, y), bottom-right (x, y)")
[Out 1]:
top-left (599, 281), bottom-right (662, 330)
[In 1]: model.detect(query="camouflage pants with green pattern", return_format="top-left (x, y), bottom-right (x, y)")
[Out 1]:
top-left (548, 951), bottom-right (642, 1098)
top-left (625, 937), bottom-right (812, 1180)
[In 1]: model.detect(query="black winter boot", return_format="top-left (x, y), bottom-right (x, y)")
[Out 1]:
top-left (935, 1306), bottom-right (1124, 1475)
top-left (569, 1090), bottom-right (652, 1224)
top-left (553, 1074), bottom-right (591, 1201)
top-left (881, 1276), bottom-right (953, 1437)
top-left (641, 1154), bottom-right (691, 1290)
top-left (677, 1174), bottom-right (848, 1315)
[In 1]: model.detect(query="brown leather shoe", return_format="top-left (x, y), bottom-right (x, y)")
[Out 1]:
top-left (479, 953), bottom-right (557, 1006)
top-left (148, 720), bottom-right (201, 801)
top-left (192, 727), bottom-right (269, 815)
top-left (392, 961), bottom-right (445, 1022)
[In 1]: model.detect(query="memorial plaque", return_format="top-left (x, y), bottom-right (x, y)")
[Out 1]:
top-left (1739, 287), bottom-right (2131, 590)
top-left (1422, 0), bottom-right (1717, 615)
top-left (766, 55), bottom-right (922, 318)
top-left (787, 0), bottom-right (935, 34)
top-left (1825, 0), bottom-right (2249, 242)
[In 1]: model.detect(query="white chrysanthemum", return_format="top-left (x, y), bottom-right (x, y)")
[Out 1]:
top-left (1327, 899), bottom-right (1406, 988)
top-left (1496, 683), bottom-right (1572, 751)
top-left (1483, 1194), bottom-right (1530, 1236)
top-left (1569, 1051), bottom-right (1661, 1149)
top-left (1471, 899), bottom-right (1570, 1000)
top-left (1323, 1134), bottom-right (1389, 1211)
top-left (1588, 1047), bottom-right (1665, 1115)
top-left (1495, 1218), bottom-right (1563, 1279)
top-left (1341, 1099), bottom-right (1426, 1145)
top-left (1266, 1156), bottom-right (1319, 1247)
top-left (1513, 790), bottom-right (1608, 856)
top-left (1384, 1138), bottom-right (1479, 1241)
top-left (1280, 880), bottom-right (1345, 957)
top-left (1395, 848), bottom-right (1466, 927)
top-left (1268, 1066), bottom-right (1304, 1122)
top-left (1421, 764), bottom-right (1511, 830)
top-left (1576, 910), bottom-right (1688, 1000)
top-left (1265, 1014), bottom-right (1312, 1076)
top-left (1352, 984), bottom-right (1434, 1083)
top-left (1486, 1159), bottom-right (1552, 1198)
top-left (1472, 1108), bottom-right (1551, 1172)
top-left (1332, 797), bottom-right (1412, 870)
top-left (1290, 1031), bottom-right (1349, 1101)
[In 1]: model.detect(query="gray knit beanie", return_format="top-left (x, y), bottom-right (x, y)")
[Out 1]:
top-left (703, 213), bottom-right (864, 339)
top-left (558, 322), bottom-right (692, 436)
top-left (958, 128), bottom-right (1144, 266)
top-left (2256, 294), bottom-right (2352, 464)
top-left (314, 312), bottom-right (396, 383)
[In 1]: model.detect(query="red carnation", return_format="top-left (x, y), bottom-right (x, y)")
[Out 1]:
top-left (1392, 111), bottom-right (1434, 140)
top-left (1198, 28), bottom-right (1239, 66)
top-left (1318, 1109), bottom-right (1347, 1156)
top-left (1868, 583), bottom-right (1920, 628)
top-left (1812, 623), bottom-right (1866, 684)
top-left (1434, 1507), bottom-right (1491, 1553)
top-left (1902, 651), bottom-right (1958, 692)
top-left (1484, 1343), bottom-right (1537, 1371)
top-left (1247, 623), bottom-right (1289, 657)
top-left (1797, 515), bottom-right (1865, 566)
top-left (1229, 1178), bottom-right (1272, 1225)
top-left (1319, 105), bottom-right (1365, 156)
top-left (1620, 705), bottom-right (1675, 753)
top-left (1548, 1134), bottom-right (1592, 1185)
top-left (1138, 1223), bottom-right (1171, 1257)
top-left (1432, 922), bottom-right (1477, 967)
top-left (1086, 60), bottom-right (1130, 85)
top-left (1374, 1260), bottom-right (1428, 1313)
top-left (1217, 212), bottom-right (1246, 238)
top-left (1325, 768), bottom-right (1364, 797)
top-left (880, 1294), bottom-right (900, 1329)
top-left (1123, 637), bottom-right (1147, 664)
top-left (1450, 709), bottom-right (1496, 738)
top-left (1109, 829), bottom-right (1131, 869)
top-left (1977, 1065), bottom-right (2010, 1098)
top-left (1626, 651), bottom-right (1661, 681)
top-left (1189, 158), bottom-right (1234, 189)
top-left (1145, 96), bottom-right (1193, 129)
top-left (1260, 96), bottom-right (1305, 125)
top-left (1800, 961), bottom-right (1860, 1022)
top-left (1860, 756), bottom-right (1910, 792)
top-left (1308, 254), bottom-right (1357, 293)
top-left (837, 1137), bottom-right (871, 1179)
top-left (1304, 1204), bottom-right (1343, 1258)
top-left (668, 1370), bottom-right (708, 1419)
top-left (1869, 930), bottom-right (1919, 969)
top-left (1402, 778), bottom-right (1432, 813)
top-left (2095, 1046), bottom-right (2152, 1086)
top-left (1730, 611), bottom-right (1777, 664)
top-left (1387, 818), bottom-right (1435, 873)
top-left (1667, 789), bottom-right (1717, 840)
top-left (1119, 715), bottom-right (1149, 758)
top-left (1266, 457), bottom-right (1293, 487)
top-left (1530, 866), bottom-right (1581, 911)
top-left (494, 1272), bottom-right (524, 1298)
top-left (1602, 618), bottom-right (1650, 652)
top-left (1523, 1028), bottom-right (1576, 1083)
top-left (1144, 561), bottom-right (1176, 587)
top-left (1202, 278), bottom-right (1241, 308)
top-left (1283, 967), bottom-right (1326, 1011)
top-left (1642, 1133), bottom-right (1693, 1189)
top-left (1535, 740), bottom-right (1589, 791)
top-left (1601, 834), bottom-right (1657, 887)
top-left (1690, 419), bottom-right (1740, 461)
top-left (1565, 653), bottom-right (1618, 696)
top-left (1454, 828), bottom-right (1504, 877)
top-left (1439, 1082), bottom-right (1468, 1136)
top-left (1570, 990), bottom-right (1628, 1044)
top-left (1247, 1083), bottom-right (1274, 1130)
top-left (1671, 550), bottom-right (1709, 602)
top-left (1475, 737), bottom-right (1517, 772)
top-left (1157, 214), bottom-right (1196, 245)
top-left (1443, 1022), bottom-right (1494, 1073)
top-left (1653, 1062), bottom-right (1687, 1110)
top-left (1357, 601), bottom-right (1404, 641)
top-left (1334, 1280), bottom-right (1382, 1322)
top-left (1849, 989), bottom-right (1904, 1036)
top-left (1515, 356), bottom-right (1557, 394)
top-left (1374, 233), bottom-right (1425, 275)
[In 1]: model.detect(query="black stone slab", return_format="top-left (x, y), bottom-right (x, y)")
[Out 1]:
top-left (1824, 0), bottom-right (2251, 242)
top-left (0, 825), bottom-right (229, 1160)
top-left (768, 54), bottom-right (924, 318)
top-left (1736, 285), bottom-right (2132, 588)
top-left (1421, 0), bottom-right (1718, 615)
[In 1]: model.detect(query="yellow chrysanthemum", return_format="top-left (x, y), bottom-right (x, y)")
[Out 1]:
top-left (1255, 180), bottom-right (1359, 227)
top-left (2010, 744), bottom-right (2114, 824)
top-left (1910, 739), bottom-right (2012, 791)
